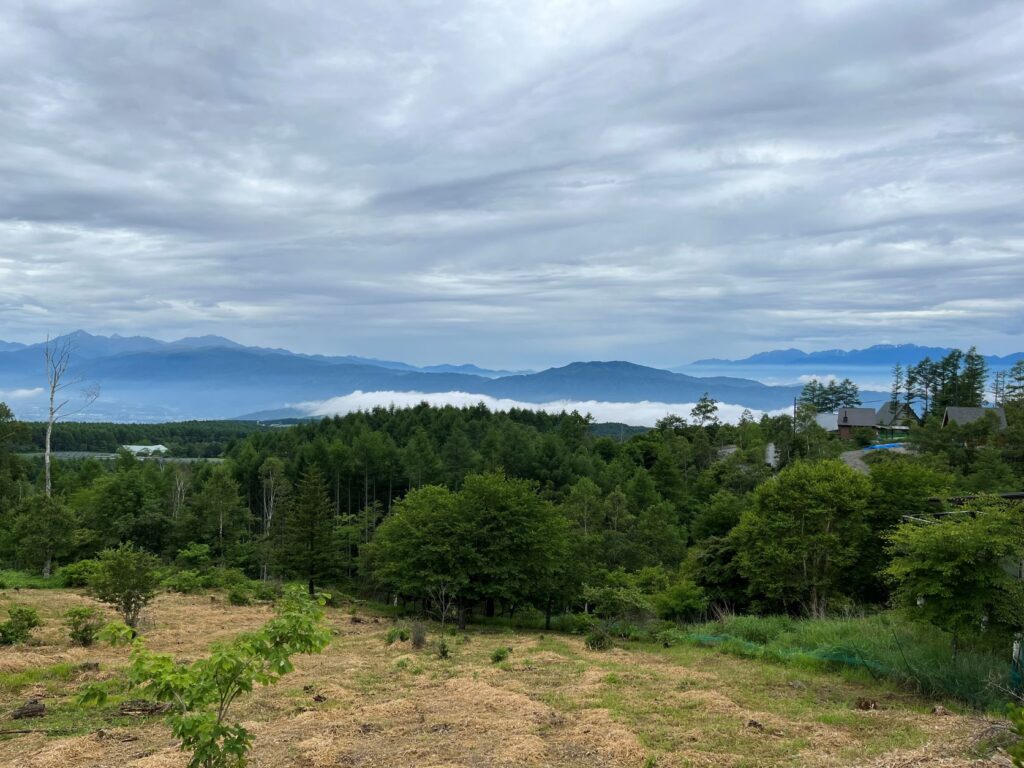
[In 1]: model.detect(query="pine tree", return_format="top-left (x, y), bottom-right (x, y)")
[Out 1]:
top-left (278, 467), bottom-right (334, 595)
top-left (992, 370), bottom-right (1007, 406)
top-left (1007, 360), bottom-right (1024, 404)
top-left (960, 347), bottom-right (988, 407)
top-left (903, 363), bottom-right (918, 411)
top-left (835, 378), bottom-right (862, 408)
top-left (889, 364), bottom-right (904, 409)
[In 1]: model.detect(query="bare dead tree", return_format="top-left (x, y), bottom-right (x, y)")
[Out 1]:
top-left (427, 580), bottom-right (457, 640)
top-left (259, 457), bottom-right (288, 580)
top-left (43, 335), bottom-right (99, 496)
top-left (171, 465), bottom-right (191, 520)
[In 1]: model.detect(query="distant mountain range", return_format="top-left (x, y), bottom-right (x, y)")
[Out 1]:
top-left (689, 343), bottom-right (1024, 369)
top-left (0, 331), bottom-right (824, 422)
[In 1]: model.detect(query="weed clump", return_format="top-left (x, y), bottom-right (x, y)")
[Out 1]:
top-left (411, 621), bottom-right (427, 649)
top-left (0, 605), bottom-right (42, 645)
top-left (490, 646), bottom-right (511, 664)
top-left (585, 627), bottom-right (613, 651)
top-left (163, 569), bottom-right (204, 594)
top-left (228, 586), bottom-right (253, 606)
top-left (437, 637), bottom-right (451, 659)
top-left (386, 626), bottom-right (410, 645)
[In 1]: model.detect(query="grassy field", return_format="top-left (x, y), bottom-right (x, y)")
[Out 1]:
top-left (0, 590), bottom-right (1011, 768)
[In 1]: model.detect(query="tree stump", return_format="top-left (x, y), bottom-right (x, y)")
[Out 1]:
top-left (11, 699), bottom-right (45, 720)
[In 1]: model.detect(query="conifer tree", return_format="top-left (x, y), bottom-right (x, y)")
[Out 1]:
top-left (278, 467), bottom-right (334, 595)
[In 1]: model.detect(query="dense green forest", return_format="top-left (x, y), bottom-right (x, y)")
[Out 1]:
top-left (0, 351), bottom-right (1022, 674)
top-left (10, 420), bottom-right (265, 457)
top-left (1, 361), bottom-right (1022, 625)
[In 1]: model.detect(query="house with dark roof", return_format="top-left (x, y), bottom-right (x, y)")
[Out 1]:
top-left (875, 402), bottom-right (919, 428)
top-left (836, 407), bottom-right (877, 439)
top-left (941, 406), bottom-right (1008, 431)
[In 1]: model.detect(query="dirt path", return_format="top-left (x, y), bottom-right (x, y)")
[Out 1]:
top-left (841, 449), bottom-right (870, 474)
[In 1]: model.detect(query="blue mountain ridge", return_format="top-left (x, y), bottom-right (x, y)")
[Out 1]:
top-left (689, 343), bottom-right (1024, 368)
top-left (0, 332), bottom-right (834, 421)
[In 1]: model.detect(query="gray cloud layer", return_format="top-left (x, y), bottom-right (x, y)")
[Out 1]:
top-left (2, 0), bottom-right (1022, 367)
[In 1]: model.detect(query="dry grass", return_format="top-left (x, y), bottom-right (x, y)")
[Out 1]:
top-left (0, 590), bottom-right (1010, 767)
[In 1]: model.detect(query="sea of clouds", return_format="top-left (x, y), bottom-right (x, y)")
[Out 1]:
top-left (297, 391), bottom-right (790, 427)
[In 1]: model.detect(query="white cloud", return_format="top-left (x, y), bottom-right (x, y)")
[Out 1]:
top-left (297, 390), bottom-right (789, 427)
top-left (0, 387), bottom-right (43, 400)
top-left (0, 1), bottom-right (1022, 364)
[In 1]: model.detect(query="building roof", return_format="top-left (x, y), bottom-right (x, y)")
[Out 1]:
top-left (838, 407), bottom-right (876, 428)
top-left (875, 402), bottom-right (918, 427)
top-left (122, 444), bottom-right (170, 454)
top-left (942, 406), bottom-right (1008, 430)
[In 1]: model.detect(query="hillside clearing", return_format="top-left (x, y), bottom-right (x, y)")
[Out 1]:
top-left (0, 591), bottom-right (1010, 768)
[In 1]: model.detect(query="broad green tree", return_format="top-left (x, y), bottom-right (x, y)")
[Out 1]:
top-left (886, 500), bottom-right (1024, 657)
top-left (365, 473), bottom-right (567, 626)
top-left (690, 393), bottom-right (719, 427)
top-left (6, 494), bottom-right (76, 577)
top-left (733, 460), bottom-right (871, 616)
top-left (185, 467), bottom-right (250, 568)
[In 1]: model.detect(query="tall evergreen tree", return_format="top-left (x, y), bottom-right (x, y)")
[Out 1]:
top-left (278, 467), bottom-right (334, 594)
top-left (889, 363), bottom-right (904, 409)
top-left (1007, 360), bottom-right (1024, 404)
top-left (960, 347), bottom-right (988, 407)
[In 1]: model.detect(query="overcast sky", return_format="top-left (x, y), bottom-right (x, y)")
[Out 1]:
top-left (1, 0), bottom-right (1022, 368)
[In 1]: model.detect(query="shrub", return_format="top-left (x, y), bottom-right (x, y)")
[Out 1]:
top-left (561, 612), bottom-right (596, 635)
top-left (89, 544), bottom-right (160, 628)
top-left (81, 586), bottom-right (331, 768)
top-left (60, 559), bottom-right (101, 588)
top-left (852, 427), bottom-right (875, 447)
top-left (411, 621), bottom-right (427, 649)
top-left (163, 570), bottom-right (204, 594)
top-left (253, 581), bottom-right (281, 602)
top-left (65, 606), bottom-right (104, 647)
top-left (1008, 704), bottom-right (1024, 765)
top-left (227, 586), bottom-right (253, 606)
top-left (490, 646), bottom-right (511, 663)
top-left (436, 637), bottom-right (450, 660)
top-left (654, 577), bottom-right (708, 622)
top-left (386, 627), bottom-right (410, 645)
top-left (0, 605), bottom-right (42, 645)
top-left (197, 568), bottom-right (249, 590)
top-left (174, 543), bottom-right (213, 572)
top-left (585, 627), bottom-right (613, 651)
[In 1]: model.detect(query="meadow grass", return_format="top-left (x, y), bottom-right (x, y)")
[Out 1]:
top-left (0, 591), bottom-right (997, 767)
top-left (0, 570), bottom-right (63, 590)
top-left (681, 612), bottom-right (1012, 711)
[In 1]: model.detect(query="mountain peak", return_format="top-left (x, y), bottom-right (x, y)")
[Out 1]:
top-left (687, 343), bottom-right (1024, 368)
